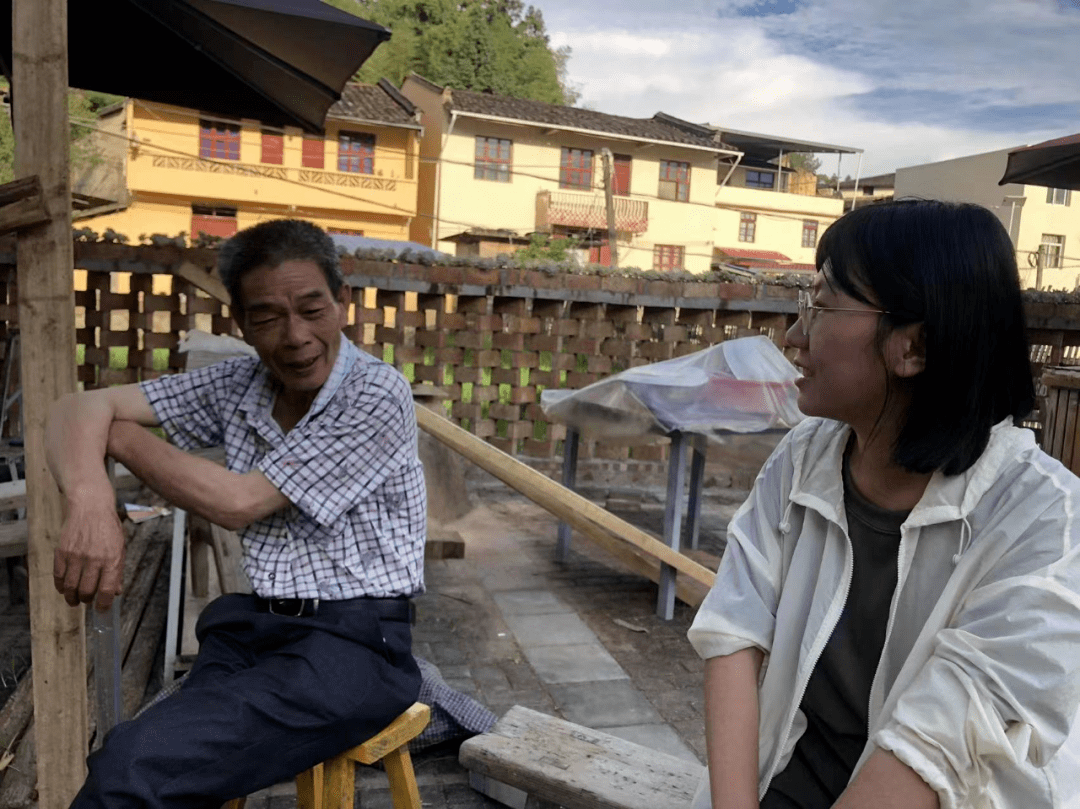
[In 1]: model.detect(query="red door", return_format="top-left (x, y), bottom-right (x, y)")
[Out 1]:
top-left (589, 240), bottom-right (611, 265)
top-left (191, 210), bottom-right (238, 239)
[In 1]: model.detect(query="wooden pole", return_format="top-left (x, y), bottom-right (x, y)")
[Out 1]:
top-left (601, 148), bottom-right (618, 268)
top-left (12, 0), bottom-right (88, 804)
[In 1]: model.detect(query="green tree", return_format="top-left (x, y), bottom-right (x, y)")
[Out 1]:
top-left (326, 0), bottom-right (574, 104)
top-left (515, 232), bottom-right (580, 262)
top-left (0, 85), bottom-right (121, 184)
top-left (786, 153), bottom-right (822, 174)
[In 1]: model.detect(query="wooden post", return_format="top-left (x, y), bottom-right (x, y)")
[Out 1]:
top-left (601, 148), bottom-right (619, 269)
top-left (13, 0), bottom-right (88, 804)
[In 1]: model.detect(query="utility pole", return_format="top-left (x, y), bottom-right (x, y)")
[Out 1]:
top-left (1036, 245), bottom-right (1045, 291)
top-left (601, 148), bottom-right (618, 269)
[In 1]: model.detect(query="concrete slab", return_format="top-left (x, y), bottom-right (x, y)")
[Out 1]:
top-left (603, 723), bottom-right (704, 765)
top-left (548, 680), bottom-right (662, 728)
top-left (501, 612), bottom-right (597, 648)
top-left (522, 643), bottom-right (628, 684)
top-left (492, 590), bottom-right (571, 616)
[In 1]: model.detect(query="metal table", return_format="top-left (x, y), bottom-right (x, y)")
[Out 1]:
top-left (555, 427), bottom-right (710, 620)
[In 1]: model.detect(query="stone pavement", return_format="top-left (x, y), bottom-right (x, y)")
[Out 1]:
top-left (241, 481), bottom-right (745, 808)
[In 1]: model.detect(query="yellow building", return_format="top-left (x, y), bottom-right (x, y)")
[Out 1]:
top-left (895, 148), bottom-right (1080, 290)
top-left (77, 80), bottom-right (422, 242)
top-left (402, 74), bottom-right (855, 274)
top-left (710, 128), bottom-right (858, 271)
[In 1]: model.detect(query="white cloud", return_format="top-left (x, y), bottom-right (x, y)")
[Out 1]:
top-left (542, 0), bottom-right (1080, 175)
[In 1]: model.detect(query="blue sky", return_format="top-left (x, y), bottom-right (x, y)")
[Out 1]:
top-left (544, 0), bottom-right (1080, 176)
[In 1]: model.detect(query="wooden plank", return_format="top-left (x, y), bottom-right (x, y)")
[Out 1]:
top-left (459, 705), bottom-right (702, 809)
top-left (0, 176), bottom-right (50, 236)
top-left (13, 0), bottom-right (88, 802)
top-left (174, 261), bottom-right (230, 308)
top-left (415, 405), bottom-right (715, 591)
top-left (1064, 390), bottom-right (1079, 471)
top-left (0, 520), bottom-right (27, 559)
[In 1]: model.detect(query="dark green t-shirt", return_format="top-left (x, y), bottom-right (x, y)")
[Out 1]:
top-left (762, 454), bottom-right (909, 809)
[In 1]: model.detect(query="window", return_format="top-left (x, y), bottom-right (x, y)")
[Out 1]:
top-left (560, 147), bottom-right (593, 189)
top-left (745, 170), bottom-right (775, 189)
top-left (658, 160), bottom-right (690, 201)
top-left (190, 205), bottom-right (238, 239)
top-left (802, 219), bottom-right (818, 248)
top-left (302, 135), bottom-right (324, 169)
top-left (739, 213), bottom-right (757, 243)
top-left (613, 154), bottom-right (632, 196)
top-left (338, 131), bottom-right (375, 174)
top-left (652, 244), bottom-right (685, 272)
top-left (1041, 234), bottom-right (1065, 268)
top-left (260, 130), bottom-right (283, 164)
top-left (328, 228), bottom-right (365, 237)
top-left (475, 136), bottom-right (512, 182)
top-left (1047, 187), bottom-right (1072, 206)
top-left (199, 119), bottom-right (240, 161)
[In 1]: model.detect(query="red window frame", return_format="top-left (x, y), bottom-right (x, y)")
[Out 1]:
top-left (338, 131), bottom-right (375, 174)
top-left (560, 147), bottom-right (594, 189)
top-left (260, 130), bottom-right (283, 165)
top-left (475, 136), bottom-right (512, 182)
top-left (658, 160), bottom-right (690, 201)
top-left (802, 219), bottom-right (818, 248)
top-left (739, 213), bottom-right (757, 243)
top-left (652, 244), bottom-right (684, 272)
top-left (199, 119), bottom-right (241, 161)
top-left (302, 135), bottom-right (324, 169)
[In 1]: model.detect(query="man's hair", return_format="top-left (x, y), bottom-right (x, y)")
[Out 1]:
top-left (816, 198), bottom-right (1035, 476)
top-left (217, 219), bottom-right (343, 312)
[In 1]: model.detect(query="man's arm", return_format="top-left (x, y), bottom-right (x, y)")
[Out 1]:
top-left (45, 384), bottom-right (161, 610)
top-left (833, 748), bottom-right (939, 809)
top-left (704, 647), bottom-right (764, 809)
top-left (106, 420), bottom-right (289, 530)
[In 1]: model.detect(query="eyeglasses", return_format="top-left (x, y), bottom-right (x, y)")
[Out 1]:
top-left (796, 289), bottom-right (888, 337)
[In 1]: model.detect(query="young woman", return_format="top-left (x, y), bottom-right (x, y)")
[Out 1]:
top-left (688, 199), bottom-right (1080, 809)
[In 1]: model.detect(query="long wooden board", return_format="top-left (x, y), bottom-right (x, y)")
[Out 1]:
top-left (459, 705), bottom-right (703, 809)
top-left (414, 406), bottom-right (716, 595)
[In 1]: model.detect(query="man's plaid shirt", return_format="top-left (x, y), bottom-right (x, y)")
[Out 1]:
top-left (141, 335), bottom-right (426, 599)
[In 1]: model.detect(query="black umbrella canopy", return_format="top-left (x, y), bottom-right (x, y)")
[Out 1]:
top-left (999, 133), bottom-right (1080, 192)
top-left (0, 0), bottom-right (390, 133)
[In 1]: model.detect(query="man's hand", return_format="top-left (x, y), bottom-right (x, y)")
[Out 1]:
top-left (53, 493), bottom-right (126, 611)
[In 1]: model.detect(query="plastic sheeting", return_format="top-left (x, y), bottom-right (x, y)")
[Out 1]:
top-left (539, 335), bottom-right (803, 442)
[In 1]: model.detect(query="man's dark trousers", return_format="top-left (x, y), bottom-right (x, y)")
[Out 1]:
top-left (70, 593), bottom-right (421, 809)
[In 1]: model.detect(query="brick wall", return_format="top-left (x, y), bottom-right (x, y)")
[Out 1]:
top-left (1, 242), bottom-right (1078, 469)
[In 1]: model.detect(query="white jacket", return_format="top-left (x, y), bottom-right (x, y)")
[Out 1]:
top-left (688, 417), bottom-right (1080, 809)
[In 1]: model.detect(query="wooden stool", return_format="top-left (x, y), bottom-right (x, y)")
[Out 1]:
top-left (224, 702), bottom-right (430, 809)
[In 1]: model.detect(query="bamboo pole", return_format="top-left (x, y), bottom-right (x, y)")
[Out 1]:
top-left (12, 0), bottom-right (87, 804)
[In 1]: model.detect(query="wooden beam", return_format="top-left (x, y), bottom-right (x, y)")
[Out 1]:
top-left (13, 0), bottom-right (88, 804)
top-left (174, 260), bottom-right (231, 307)
top-left (414, 406), bottom-right (715, 592)
top-left (0, 176), bottom-right (50, 235)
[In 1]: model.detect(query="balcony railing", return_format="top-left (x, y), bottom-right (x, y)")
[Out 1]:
top-left (535, 190), bottom-right (648, 234)
top-left (148, 155), bottom-right (401, 192)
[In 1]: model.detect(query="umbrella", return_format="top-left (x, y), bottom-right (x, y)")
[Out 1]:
top-left (999, 133), bottom-right (1080, 191)
top-left (0, 0), bottom-right (391, 133)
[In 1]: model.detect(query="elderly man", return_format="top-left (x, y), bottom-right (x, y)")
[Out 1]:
top-left (47, 219), bottom-right (425, 808)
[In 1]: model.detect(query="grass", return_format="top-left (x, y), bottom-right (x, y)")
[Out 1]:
top-left (76, 345), bottom-right (170, 371)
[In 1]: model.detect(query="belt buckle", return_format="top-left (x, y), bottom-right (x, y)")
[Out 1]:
top-left (269, 598), bottom-right (318, 617)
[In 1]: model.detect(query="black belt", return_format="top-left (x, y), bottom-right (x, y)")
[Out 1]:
top-left (253, 595), bottom-right (414, 623)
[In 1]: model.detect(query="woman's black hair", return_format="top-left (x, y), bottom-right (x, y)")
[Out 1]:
top-left (817, 198), bottom-right (1035, 476)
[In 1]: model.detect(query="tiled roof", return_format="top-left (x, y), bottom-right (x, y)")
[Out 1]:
top-left (328, 80), bottom-right (420, 128)
top-left (445, 86), bottom-right (729, 151)
top-left (716, 247), bottom-right (791, 261)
